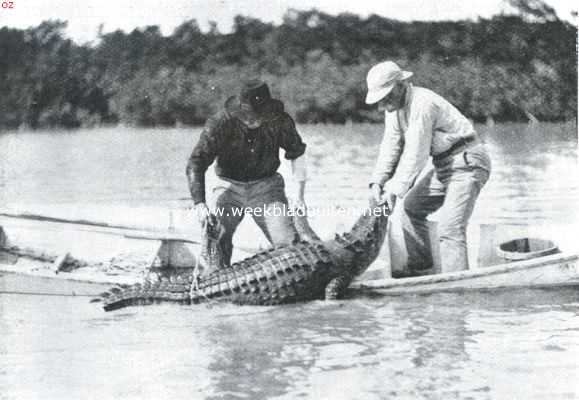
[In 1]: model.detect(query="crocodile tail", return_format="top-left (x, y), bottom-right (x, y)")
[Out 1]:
top-left (95, 275), bottom-right (192, 312)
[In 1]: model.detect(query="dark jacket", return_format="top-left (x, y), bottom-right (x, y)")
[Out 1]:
top-left (186, 104), bottom-right (306, 204)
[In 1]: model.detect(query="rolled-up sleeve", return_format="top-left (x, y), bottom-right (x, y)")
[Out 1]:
top-left (278, 113), bottom-right (306, 160)
top-left (186, 116), bottom-right (222, 204)
top-left (370, 111), bottom-right (404, 187)
top-left (385, 101), bottom-right (434, 197)
top-left (291, 154), bottom-right (308, 182)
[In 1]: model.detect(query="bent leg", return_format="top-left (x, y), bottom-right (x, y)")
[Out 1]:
top-left (212, 184), bottom-right (245, 266)
top-left (249, 174), bottom-right (298, 246)
top-left (400, 169), bottom-right (445, 270)
top-left (437, 167), bottom-right (489, 272)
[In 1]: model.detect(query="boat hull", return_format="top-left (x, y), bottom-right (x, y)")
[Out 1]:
top-left (352, 252), bottom-right (579, 295)
top-left (2, 252), bottom-right (578, 298)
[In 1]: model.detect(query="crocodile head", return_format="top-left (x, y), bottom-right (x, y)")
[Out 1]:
top-left (327, 198), bottom-right (390, 276)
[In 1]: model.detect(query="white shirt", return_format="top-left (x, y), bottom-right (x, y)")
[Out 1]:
top-left (370, 84), bottom-right (476, 197)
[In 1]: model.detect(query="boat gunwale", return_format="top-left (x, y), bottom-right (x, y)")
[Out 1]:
top-left (353, 252), bottom-right (579, 290)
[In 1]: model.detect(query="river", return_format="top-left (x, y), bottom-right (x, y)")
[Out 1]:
top-left (0, 122), bottom-right (578, 399)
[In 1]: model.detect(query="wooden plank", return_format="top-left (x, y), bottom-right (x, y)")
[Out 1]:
top-left (123, 231), bottom-right (200, 243)
top-left (0, 213), bottom-right (203, 244)
top-left (0, 210), bottom-right (152, 232)
top-left (0, 270), bottom-right (133, 297)
top-left (1, 213), bottom-right (257, 253)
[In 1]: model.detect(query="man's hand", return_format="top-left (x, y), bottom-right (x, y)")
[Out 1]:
top-left (381, 190), bottom-right (397, 212)
top-left (370, 183), bottom-right (383, 204)
top-left (194, 202), bottom-right (212, 227)
top-left (370, 183), bottom-right (396, 211)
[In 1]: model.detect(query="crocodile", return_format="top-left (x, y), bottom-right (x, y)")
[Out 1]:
top-left (96, 199), bottom-right (389, 311)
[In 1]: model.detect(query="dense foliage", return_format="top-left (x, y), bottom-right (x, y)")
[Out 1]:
top-left (0, 8), bottom-right (576, 130)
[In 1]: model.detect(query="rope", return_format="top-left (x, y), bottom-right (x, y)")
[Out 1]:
top-left (189, 242), bottom-right (202, 299)
top-left (189, 219), bottom-right (214, 307)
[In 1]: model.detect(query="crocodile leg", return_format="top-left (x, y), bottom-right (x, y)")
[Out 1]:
top-left (324, 275), bottom-right (352, 300)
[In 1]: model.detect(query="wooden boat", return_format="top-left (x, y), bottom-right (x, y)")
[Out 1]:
top-left (3, 250), bottom-right (578, 298)
top-left (352, 252), bottom-right (579, 295)
top-left (353, 236), bottom-right (579, 294)
top-left (0, 211), bottom-right (251, 297)
top-left (1, 212), bottom-right (578, 298)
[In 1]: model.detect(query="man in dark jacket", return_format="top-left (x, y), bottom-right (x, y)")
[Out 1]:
top-left (186, 80), bottom-right (307, 266)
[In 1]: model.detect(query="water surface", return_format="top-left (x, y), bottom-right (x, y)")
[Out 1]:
top-left (0, 123), bottom-right (578, 399)
top-left (1, 286), bottom-right (578, 400)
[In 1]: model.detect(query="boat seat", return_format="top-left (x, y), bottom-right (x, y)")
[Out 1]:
top-left (149, 239), bottom-right (200, 270)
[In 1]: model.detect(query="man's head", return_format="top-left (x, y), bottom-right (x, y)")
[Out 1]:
top-left (365, 61), bottom-right (413, 112)
top-left (226, 79), bottom-right (278, 128)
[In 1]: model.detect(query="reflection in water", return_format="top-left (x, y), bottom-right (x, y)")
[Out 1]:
top-left (203, 302), bottom-right (388, 400)
top-left (0, 287), bottom-right (579, 399)
top-left (203, 310), bottom-right (297, 400)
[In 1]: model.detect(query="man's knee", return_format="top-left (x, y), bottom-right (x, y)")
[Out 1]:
top-left (437, 221), bottom-right (466, 243)
top-left (215, 215), bottom-right (235, 236)
top-left (262, 207), bottom-right (298, 245)
top-left (403, 196), bottom-right (429, 220)
top-left (269, 218), bottom-right (298, 245)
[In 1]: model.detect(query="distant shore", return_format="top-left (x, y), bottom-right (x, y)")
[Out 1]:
top-left (0, 9), bottom-right (576, 131)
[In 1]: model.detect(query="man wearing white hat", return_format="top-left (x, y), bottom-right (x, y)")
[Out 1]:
top-left (366, 61), bottom-right (491, 274)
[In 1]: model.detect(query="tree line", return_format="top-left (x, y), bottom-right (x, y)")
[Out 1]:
top-left (0, 6), bottom-right (576, 130)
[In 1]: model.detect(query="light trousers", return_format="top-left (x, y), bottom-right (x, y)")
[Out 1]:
top-left (401, 144), bottom-right (491, 273)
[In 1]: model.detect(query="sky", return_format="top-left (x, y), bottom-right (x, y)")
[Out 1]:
top-left (0, 0), bottom-right (576, 43)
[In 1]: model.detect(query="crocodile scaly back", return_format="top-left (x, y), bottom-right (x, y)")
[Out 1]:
top-left (96, 200), bottom-right (390, 311)
top-left (189, 241), bottom-right (334, 305)
top-left (101, 241), bottom-right (335, 311)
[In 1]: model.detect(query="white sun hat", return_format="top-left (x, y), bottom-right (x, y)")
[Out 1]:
top-left (365, 61), bottom-right (413, 104)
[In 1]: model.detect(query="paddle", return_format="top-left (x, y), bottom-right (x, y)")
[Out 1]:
top-left (0, 209), bottom-right (203, 244)
top-left (0, 210), bottom-right (261, 255)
